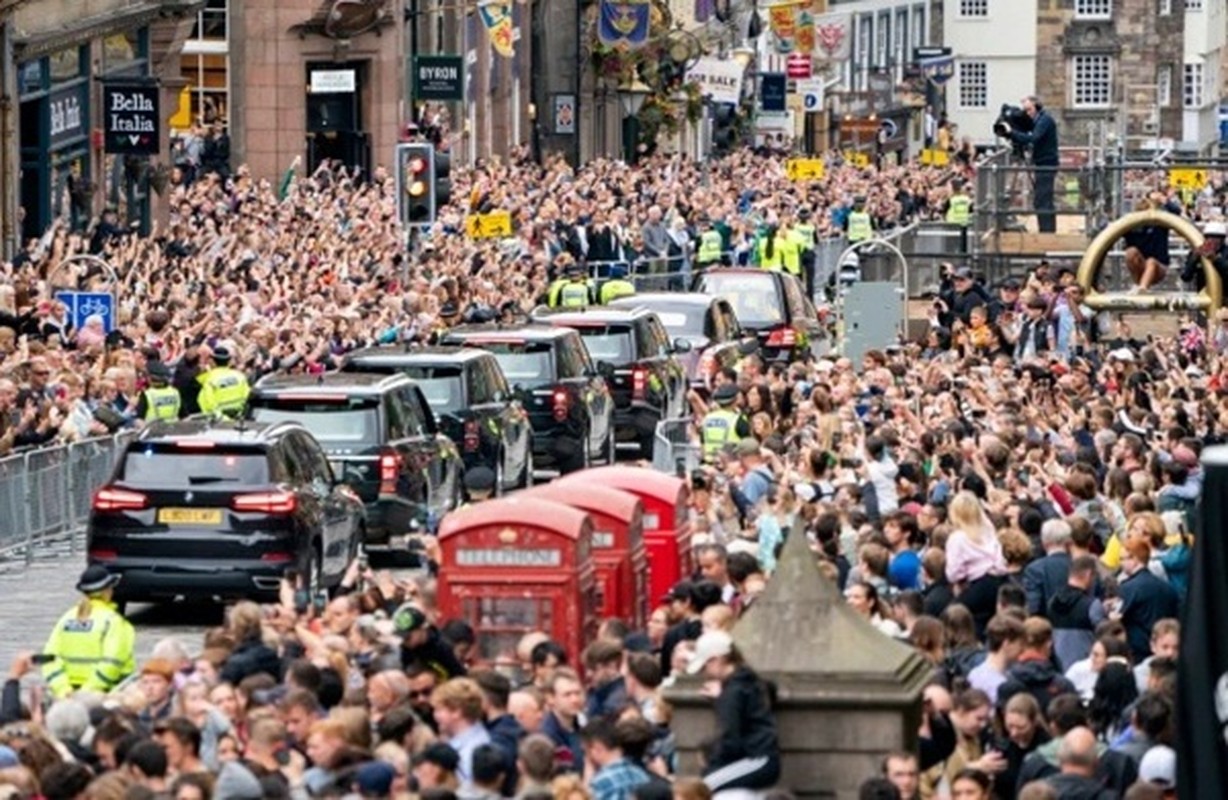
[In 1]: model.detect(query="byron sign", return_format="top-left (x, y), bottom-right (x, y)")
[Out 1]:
top-left (102, 83), bottom-right (160, 155)
top-left (413, 55), bottom-right (464, 102)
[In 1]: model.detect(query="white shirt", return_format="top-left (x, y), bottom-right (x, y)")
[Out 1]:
top-left (867, 457), bottom-right (899, 514)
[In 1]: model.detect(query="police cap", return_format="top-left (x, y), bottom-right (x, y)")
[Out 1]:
top-left (147, 362), bottom-right (171, 383)
top-left (76, 565), bottom-right (121, 594)
top-left (464, 466), bottom-right (497, 493)
top-left (712, 384), bottom-right (738, 405)
top-left (211, 346), bottom-right (232, 364)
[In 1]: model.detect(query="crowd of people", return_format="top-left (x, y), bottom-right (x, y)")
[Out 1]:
top-left (0, 148), bottom-right (970, 456)
top-left (0, 141), bottom-right (1214, 800)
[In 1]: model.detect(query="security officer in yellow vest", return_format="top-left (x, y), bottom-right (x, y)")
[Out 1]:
top-left (136, 361), bottom-right (181, 424)
top-left (701, 384), bottom-right (751, 463)
top-left (42, 565), bottom-right (136, 698)
top-left (755, 225), bottom-right (785, 271)
top-left (776, 219), bottom-right (803, 278)
top-left (794, 207), bottom-right (818, 298)
top-left (197, 346), bottom-right (251, 418)
top-left (599, 264), bottom-right (637, 304)
top-left (945, 178), bottom-right (973, 254)
top-left (547, 261), bottom-right (595, 308)
top-left (695, 221), bottom-right (724, 270)
top-left (846, 196), bottom-right (874, 244)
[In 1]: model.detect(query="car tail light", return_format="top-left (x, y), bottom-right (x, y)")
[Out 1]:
top-left (765, 327), bottom-right (797, 348)
top-left (93, 487), bottom-right (148, 511)
top-left (379, 451), bottom-right (402, 494)
top-left (463, 420), bottom-right (481, 452)
top-left (551, 389), bottom-right (570, 422)
top-left (88, 549), bottom-right (118, 561)
top-left (232, 491), bottom-right (297, 514)
top-left (260, 552), bottom-right (294, 563)
top-left (632, 367), bottom-right (648, 401)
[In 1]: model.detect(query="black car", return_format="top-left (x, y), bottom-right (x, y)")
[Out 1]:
top-left (341, 345), bottom-right (533, 493)
top-left (692, 268), bottom-right (831, 362)
top-left (86, 419), bottom-right (364, 606)
top-left (610, 292), bottom-right (758, 392)
top-left (247, 373), bottom-right (461, 543)
top-left (438, 324), bottom-right (614, 473)
top-left (531, 306), bottom-right (689, 457)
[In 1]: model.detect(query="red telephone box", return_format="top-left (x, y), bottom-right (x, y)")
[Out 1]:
top-left (522, 482), bottom-right (648, 628)
top-left (560, 467), bottom-right (692, 607)
top-left (437, 498), bottom-right (599, 666)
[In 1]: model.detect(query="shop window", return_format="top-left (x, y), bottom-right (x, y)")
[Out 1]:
top-left (48, 47), bottom-right (86, 85)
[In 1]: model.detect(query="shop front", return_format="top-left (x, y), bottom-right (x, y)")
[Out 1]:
top-left (17, 27), bottom-right (154, 242)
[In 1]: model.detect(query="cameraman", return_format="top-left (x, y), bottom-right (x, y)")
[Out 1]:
top-left (1001, 96), bottom-right (1060, 233)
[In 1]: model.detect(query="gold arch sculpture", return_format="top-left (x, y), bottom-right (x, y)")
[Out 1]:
top-left (1076, 209), bottom-right (1222, 317)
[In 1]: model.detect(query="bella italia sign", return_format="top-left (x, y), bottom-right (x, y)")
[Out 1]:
top-left (102, 83), bottom-right (160, 156)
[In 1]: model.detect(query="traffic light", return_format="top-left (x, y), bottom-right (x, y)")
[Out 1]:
top-left (434, 150), bottom-right (451, 210)
top-left (396, 142), bottom-right (436, 226)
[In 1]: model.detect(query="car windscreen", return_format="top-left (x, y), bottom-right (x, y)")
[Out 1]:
top-left (699, 274), bottom-right (784, 328)
top-left (573, 325), bottom-right (635, 365)
top-left (248, 397), bottom-right (380, 442)
top-left (119, 445), bottom-right (269, 487)
top-left (344, 363), bottom-right (464, 413)
top-left (643, 306), bottom-right (704, 337)
top-left (465, 342), bottom-right (553, 388)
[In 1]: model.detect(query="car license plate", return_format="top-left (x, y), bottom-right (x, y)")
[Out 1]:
top-left (157, 508), bottom-right (223, 525)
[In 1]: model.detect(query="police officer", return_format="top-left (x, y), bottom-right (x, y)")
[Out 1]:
top-left (701, 384), bottom-right (751, 463)
top-left (42, 565), bottom-right (136, 698)
top-left (945, 179), bottom-right (973, 254)
top-left (696, 221), bottom-right (724, 269)
top-left (794, 208), bottom-right (818, 298)
top-left (547, 262), bottom-right (595, 308)
top-left (599, 264), bottom-right (637, 304)
top-left (846, 197), bottom-right (873, 244)
top-left (197, 346), bottom-right (251, 418)
top-left (777, 220), bottom-right (802, 279)
top-left (462, 465), bottom-right (497, 505)
top-left (136, 362), bottom-right (181, 423)
top-left (755, 225), bottom-right (785, 271)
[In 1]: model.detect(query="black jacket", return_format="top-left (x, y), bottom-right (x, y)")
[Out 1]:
top-left (486, 713), bottom-right (525, 796)
top-left (1009, 110), bottom-right (1059, 166)
top-left (998, 655), bottom-right (1077, 713)
top-left (400, 627), bottom-right (467, 679)
top-left (1047, 585), bottom-right (1101, 671)
top-left (705, 666), bottom-right (779, 773)
top-left (660, 618), bottom-right (702, 676)
top-left (220, 637), bottom-right (282, 685)
top-left (1043, 773), bottom-right (1119, 800)
top-left (1017, 740), bottom-right (1136, 796)
top-left (1117, 568), bottom-right (1179, 663)
top-left (922, 579), bottom-right (955, 618)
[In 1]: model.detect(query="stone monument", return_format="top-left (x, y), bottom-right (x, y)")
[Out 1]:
top-left (665, 524), bottom-right (931, 799)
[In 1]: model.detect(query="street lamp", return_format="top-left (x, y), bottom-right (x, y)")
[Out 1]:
top-left (618, 79), bottom-right (651, 164)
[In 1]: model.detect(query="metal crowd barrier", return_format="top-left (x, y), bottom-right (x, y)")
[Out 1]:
top-left (652, 417), bottom-right (702, 478)
top-left (0, 432), bottom-right (135, 566)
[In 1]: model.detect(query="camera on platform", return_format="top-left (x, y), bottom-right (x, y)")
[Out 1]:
top-left (992, 104), bottom-right (1033, 138)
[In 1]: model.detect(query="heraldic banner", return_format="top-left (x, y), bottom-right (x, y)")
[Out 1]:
top-left (599, 0), bottom-right (651, 49)
top-left (479, 0), bottom-right (515, 57)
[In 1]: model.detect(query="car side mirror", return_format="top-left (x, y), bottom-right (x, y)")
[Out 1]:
top-left (492, 389), bottom-right (505, 403)
top-left (595, 361), bottom-right (616, 378)
top-left (739, 339), bottom-right (760, 356)
top-left (512, 383), bottom-right (525, 396)
top-left (672, 337), bottom-right (693, 354)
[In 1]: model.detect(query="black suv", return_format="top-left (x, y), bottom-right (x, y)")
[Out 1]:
top-left (692, 268), bottom-right (831, 362)
top-left (86, 419), bottom-right (364, 606)
top-left (609, 292), bottom-right (758, 394)
top-left (438, 324), bottom-right (614, 473)
top-left (531, 307), bottom-right (689, 457)
top-left (247, 373), bottom-right (461, 542)
top-left (341, 346), bottom-right (533, 493)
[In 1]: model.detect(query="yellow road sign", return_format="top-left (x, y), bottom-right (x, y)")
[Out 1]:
top-left (465, 210), bottom-right (513, 239)
top-left (1169, 168), bottom-right (1208, 191)
top-left (920, 148), bottom-right (950, 166)
top-left (843, 151), bottom-right (871, 168)
top-left (785, 158), bottom-right (825, 181)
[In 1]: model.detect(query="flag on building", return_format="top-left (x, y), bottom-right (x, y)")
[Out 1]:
top-left (767, 0), bottom-right (804, 54)
top-left (796, 8), bottom-right (815, 53)
top-left (479, 0), bottom-right (515, 58)
top-left (598, 0), bottom-right (651, 50)
top-left (1177, 450), bottom-right (1228, 799)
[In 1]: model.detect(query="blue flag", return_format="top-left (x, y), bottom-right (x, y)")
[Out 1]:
top-left (598, 0), bottom-right (651, 50)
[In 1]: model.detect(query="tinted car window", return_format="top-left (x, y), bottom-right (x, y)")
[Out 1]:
top-left (398, 388), bottom-right (430, 436)
top-left (648, 306), bottom-right (704, 337)
top-left (352, 364), bottom-right (464, 413)
top-left (288, 432), bottom-right (333, 484)
top-left (484, 357), bottom-right (510, 397)
top-left (647, 317), bottom-right (673, 356)
top-left (574, 325), bottom-right (635, 364)
top-left (471, 342), bottom-right (554, 388)
top-left (782, 275), bottom-right (807, 316)
top-left (249, 397), bottom-right (380, 443)
top-left (555, 335), bottom-right (590, 378)
top-left (468, 362), bottom-right (493, 404)
top-left (120, 444), bottom-right (269, 487)
top-left (699, 273), bottom-right (785, 327)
